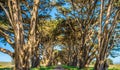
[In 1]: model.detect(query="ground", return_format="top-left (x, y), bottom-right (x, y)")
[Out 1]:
top-left (54, 65), bottom-right (65, 70)
top-left (0, 62), bottom-right (120, 70)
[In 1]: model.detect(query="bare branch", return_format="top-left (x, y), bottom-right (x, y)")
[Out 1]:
top-left (8, 0), bottom-right (13, 21)
top-left (0, 25), bottom-right (14, 33)
top-left (103, 0), bottom-right (113, 30)
top-left (0, 2), bottom-right (13, 27)
top-left (0, 30), bottom-right (14, 45)
top-left (28, 0), bottom-right (40, 42)
top-left (0, 47), bottom-right (14, 57)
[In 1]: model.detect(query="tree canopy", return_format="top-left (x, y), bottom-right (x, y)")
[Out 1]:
top-left (0, 0), bottom-right (120, 70)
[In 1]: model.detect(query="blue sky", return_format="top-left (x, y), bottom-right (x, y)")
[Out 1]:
top-left (0, 42), bottom-right (13, 62)
top-left (110, 56), bottom-right (120, 64)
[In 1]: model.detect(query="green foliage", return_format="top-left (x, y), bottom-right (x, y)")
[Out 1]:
top-left (107, 59), bottom-right (113, 65)
top-left (114, 0), bottom-right (120, 7)
top-left (90, 60), bottom-right (96, 65)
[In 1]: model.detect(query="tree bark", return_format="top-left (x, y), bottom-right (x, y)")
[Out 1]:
top-left (94, 59), bottom-right (109, 70)
top-left (8, 0), bottom-right (39, 70)
top-left (31, 46), bottom-right (40, 68)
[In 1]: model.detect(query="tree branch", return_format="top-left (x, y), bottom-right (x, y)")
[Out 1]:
top-left (0, 30), bottom-right (14, 46)
top-left (8, 0), bottom-right (13, 22)
top-left (0, 2), bottom-right (13, 27)
top-left (0, 25), bottom-right (14, 33)
top-left (0, 47), bottom-right (14, 57)
top-left (28, 0), bottom-right (39, 42)
top-left (103, 0), bottom-right (113, 30)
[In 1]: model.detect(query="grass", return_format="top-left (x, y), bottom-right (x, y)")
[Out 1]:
top-left (32, 65), bottom-right (93, 70)
top-left (62, 65), bottom-right (95, 70)
top-left (0, 68), bottom-right (13, 70)
top-left (0, 65), bottom-right (120, 70)
top-left (31, 66), bottom-right (56, 70)
top-left (108, 65), bottom-right (120, 70)
top-left (0, 65), bottom-right (13, 70)
top-left (61, 65), bottom-right (120, 70)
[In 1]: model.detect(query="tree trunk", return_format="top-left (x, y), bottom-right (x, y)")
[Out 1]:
top-left (79, 59), bottom-right (86, 69)
top-left (11, 0), bottom-right (31, 69)
top-left (31, 47), bottom-right (40, 68)
top-left (79, 63), bottom-right (85, 69)
top-left (14, 58), bottom-right (31, 70)
top-left (70, 54), bottom-right (77, 66)
top-left (78, 58), bottom-right (91, 69)
top-left (14, 49), bottom-right (31, 70)
top-left (31, 56), bottom-right (40, 67)
top-left (0, 0), bottom-right (40, 69)
top-left (94, 59), bottom-right (109, 70)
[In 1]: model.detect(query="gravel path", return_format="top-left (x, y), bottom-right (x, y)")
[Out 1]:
top-left (54, 65), bottom-right (65, 70)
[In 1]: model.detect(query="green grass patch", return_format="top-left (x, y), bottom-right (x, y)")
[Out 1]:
top-left (31, 66), bottom-right (56, 70)
top-left (62, 65), bottom-right (79, 70)
top-left (108, 65), bottom-right (120, 70)
top-left (62, 65), bottom-right (94, 70)
top-left (62, 65), bottom-right (120, 70)
top-left (0, 68), bottom-right (13, 70)
top-left (0, 65), bottom-right (120, 70)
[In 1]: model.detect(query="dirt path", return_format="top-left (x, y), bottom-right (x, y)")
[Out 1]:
top-left (54, 65), bottom-right (65, 70)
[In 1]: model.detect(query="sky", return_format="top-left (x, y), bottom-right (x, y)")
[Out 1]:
top-left (0, 42), bottom-right (13, 62)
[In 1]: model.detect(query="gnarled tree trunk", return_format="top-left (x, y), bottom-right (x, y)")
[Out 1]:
top-left (3, 0), bottom-right (40, 70)
top-left (94, 59), bottom-right (109, 70)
